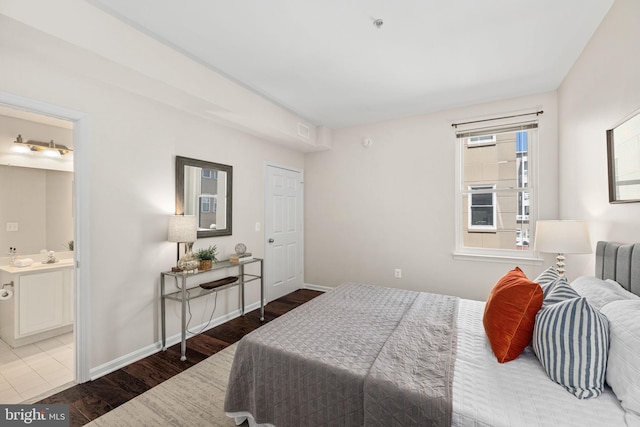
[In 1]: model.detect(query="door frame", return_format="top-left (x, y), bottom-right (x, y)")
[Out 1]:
top-left (263, 161), bottom-right (304, 303)
top-left (0, 91), bottom-right (91, 383)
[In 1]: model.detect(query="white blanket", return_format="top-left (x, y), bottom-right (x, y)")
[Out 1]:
top-left (452, 299), bottom-right (626, 427)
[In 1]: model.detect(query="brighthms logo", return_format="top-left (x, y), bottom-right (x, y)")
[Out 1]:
top-left (4, 407), bottom-right (66, 424)
top-left (5, 408), bottom-right (45, 424)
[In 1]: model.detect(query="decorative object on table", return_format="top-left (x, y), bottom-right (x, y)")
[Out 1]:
top-left (43, 251), bottom-right (58, 264)
top-left (67, 240), bottom-right (74, 251)
top-left (14, 258), bottom-right (34, 268)
top-left (7, 247), bottom-right (17, 267)
top-left (533, 220), bottom-right (592, 276)
top-left (199, 276), bottom-right (238, 290)
top-left (607, 107), bottom-right (640, 203)
top-left (234, 243), bottom-right (247, 255)
top-left (195, 245), bottom-right (218, 271)
top-left (229, 252), bottom-right (253, 263)
top-left (168, 215), bottom-right (199, 272)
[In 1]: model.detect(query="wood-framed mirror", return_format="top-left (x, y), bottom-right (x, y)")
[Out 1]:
top-left (607, 108), bottom-right (640, 203)
top-left (175, 156), bottom-right (232, 237)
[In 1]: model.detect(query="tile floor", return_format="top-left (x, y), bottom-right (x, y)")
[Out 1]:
top-left (0, 333), bottom-right (74, 403)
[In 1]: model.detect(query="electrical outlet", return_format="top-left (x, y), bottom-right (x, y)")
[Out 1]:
top-left (6, 223), bottom-right (18, 232)
top-left (394, 268), bottom-right (402, 279)
top-left (255, 222), bottom-right (261, 232)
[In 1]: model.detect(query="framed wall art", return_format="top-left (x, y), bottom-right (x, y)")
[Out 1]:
top-left (607, 108), bottom-right (640, 203)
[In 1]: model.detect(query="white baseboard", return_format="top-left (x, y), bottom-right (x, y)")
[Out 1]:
top-left (89, 301), bottom-right (262, 380)
top-left (89, 287), bottom-right (335, 381)
top-left (302, 283), bottom-right (333, 292)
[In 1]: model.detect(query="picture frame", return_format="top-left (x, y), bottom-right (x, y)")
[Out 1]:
top-left (607, 108), bottom-right (640, 203)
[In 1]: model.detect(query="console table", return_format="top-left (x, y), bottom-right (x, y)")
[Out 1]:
top-left (160, 258), bottom-right (264, 361)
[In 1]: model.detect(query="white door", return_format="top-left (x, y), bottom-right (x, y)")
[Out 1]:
top-left (265, 164), bottom-right (303, 302)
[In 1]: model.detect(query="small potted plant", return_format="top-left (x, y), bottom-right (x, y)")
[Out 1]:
top-left (195, 245), bottom-right (217, 271)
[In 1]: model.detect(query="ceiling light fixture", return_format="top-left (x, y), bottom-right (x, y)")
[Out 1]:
top-left (13, 134), bottom-right (73, 156)
top-left (373, 18), bottom-right (384, 29)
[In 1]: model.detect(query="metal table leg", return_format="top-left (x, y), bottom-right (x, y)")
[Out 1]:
top-left (161, 274), bottom-right (167, 351)
top-left (239, 263), bottom-right (245, 315)
top-left (260, 259), bottom-right (265, 321)
top-left (180, 276), bottom-right (187, 361)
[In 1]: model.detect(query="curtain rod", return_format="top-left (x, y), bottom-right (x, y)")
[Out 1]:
top-left (451, 110), bottom-right (543, 128)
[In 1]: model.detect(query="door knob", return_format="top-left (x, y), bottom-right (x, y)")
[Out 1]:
top-left (268, 238), bottom-right (275, 243)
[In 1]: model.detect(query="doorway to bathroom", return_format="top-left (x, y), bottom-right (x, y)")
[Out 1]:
top-left (0, 97), bottom-right (87, 403)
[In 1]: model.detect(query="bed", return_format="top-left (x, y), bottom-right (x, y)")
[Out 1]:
top-left (224, 241), bottom-right (640, 426)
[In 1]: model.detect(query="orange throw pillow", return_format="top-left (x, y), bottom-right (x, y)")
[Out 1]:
top-left (483, 267), bottom-right (543, 363)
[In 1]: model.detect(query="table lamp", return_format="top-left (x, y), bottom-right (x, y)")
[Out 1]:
top-left (533, 220), bottom-right (592, 276)
top-left (168, 215), bottom-right (198, 272)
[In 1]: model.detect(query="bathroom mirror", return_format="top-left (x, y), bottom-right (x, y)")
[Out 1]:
top-left (175, 156), bottom-right (232, 237)
top-left (607, 108), bottom-right (640, 203)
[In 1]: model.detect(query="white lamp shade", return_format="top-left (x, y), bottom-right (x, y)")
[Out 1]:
top-left (533, 220), bottom-right (592, 254)
top-left (168, 215), bottom-right (197, 243)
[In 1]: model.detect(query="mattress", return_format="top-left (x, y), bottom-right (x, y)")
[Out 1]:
top-left (225, 283), bottom-right (458, 426)
top-left (225, 285), bottom-right (627, 426)
top-left (452, 299), bottom-right (626, 427)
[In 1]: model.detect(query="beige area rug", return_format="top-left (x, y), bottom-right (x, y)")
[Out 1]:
top-left (86, 344), bottom-right (239, 426)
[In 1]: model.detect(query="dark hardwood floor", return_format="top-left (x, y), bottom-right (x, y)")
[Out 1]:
top-left (37, 289), bottom-right (323, 426)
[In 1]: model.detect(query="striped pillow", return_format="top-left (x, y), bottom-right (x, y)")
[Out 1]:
top-left (542, 279), bottom-right (575, 305)
top-left (533, 296), bottom-right (609, 399)
top-left (533, 266), bottom-right (564, 298)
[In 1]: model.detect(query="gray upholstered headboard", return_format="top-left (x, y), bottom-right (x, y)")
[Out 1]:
top-left (595, 241), bottom-right (640, 296)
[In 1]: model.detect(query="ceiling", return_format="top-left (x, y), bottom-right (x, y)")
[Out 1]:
top-left (87, 0), bottom-right (614, 129)
top-left (0, 105), bottom-right (73, 130)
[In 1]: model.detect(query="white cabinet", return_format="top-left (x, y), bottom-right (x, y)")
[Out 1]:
top-left (19, 271), bottom-right (65, 336)
top-left (0, 262), bottom-right (74, 347)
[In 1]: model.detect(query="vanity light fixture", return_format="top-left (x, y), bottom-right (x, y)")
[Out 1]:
top-left (13, 134), bottom-right (73, 156)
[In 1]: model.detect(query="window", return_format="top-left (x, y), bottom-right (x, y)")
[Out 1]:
top-left (467, 134), bottom-right (496, 147)
top-left (455, 121), bottom-right (537, 258)
top-left (200, 196), bottom-right (211, 213)
top-left (468, 185), bottom-right (496, 230)
top-left (198, 194), bottom-right (218, 229)
top-left (201, 169), bottom-right (218, 179)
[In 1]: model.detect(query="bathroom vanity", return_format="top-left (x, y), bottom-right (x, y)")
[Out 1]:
top-left (0, 258), bottom-right (74, 347)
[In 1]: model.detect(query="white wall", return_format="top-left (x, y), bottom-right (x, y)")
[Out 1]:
top-left (558, 0), bottom-right (640, 275)
top-left (0, 11), bottom-right (304, 369)
top-left (304, 92), bottom-right (559, 301)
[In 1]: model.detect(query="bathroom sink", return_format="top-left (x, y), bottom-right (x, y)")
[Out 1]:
top-left (0, 258), bottom-right (74, 274)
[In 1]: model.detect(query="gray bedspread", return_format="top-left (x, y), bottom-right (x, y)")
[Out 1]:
top-left (224, 282), bottom-right (459, 426)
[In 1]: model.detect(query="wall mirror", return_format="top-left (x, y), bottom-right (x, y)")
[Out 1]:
top-left (607, 108), bottom-right (640, 203)
top-left (176, 156), bottom-right (232, 237)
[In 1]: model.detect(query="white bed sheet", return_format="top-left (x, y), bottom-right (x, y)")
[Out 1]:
top-left (452, 299), bottom-right (626, 427)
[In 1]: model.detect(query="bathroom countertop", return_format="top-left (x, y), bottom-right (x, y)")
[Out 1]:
top-left (0, 258), bottom-right (74, 274)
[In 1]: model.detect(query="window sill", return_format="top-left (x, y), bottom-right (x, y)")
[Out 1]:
top-left (452, 251), bottom-right (544, 265)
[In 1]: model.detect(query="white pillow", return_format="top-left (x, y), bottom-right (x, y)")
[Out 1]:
top-left (600, 300), bottom-right (640, 420)
top-left (603, 279), bottom-right (640, 300)
top-left (533, 296), bottom-right (609, 399)
top-left (571, 276), bottom-right (630, 310)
